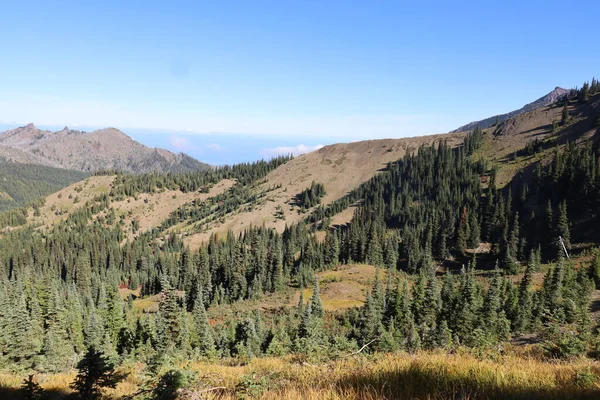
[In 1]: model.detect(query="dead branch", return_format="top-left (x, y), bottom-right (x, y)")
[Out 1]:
top-left (343, 339), bottom-right (376, 358)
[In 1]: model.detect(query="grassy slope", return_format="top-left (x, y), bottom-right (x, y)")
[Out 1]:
top-left (0, 175), bottom-right (235, 240)
top-left (183, 133), bottom-right (467, 249)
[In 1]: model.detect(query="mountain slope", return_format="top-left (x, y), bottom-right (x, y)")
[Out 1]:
top-left (0, 159), bottom-right (88, 211)
top-left (179, 91), bottom-right (600, 249)
top-left (0, 123), bottom-right (211, 174)
top-left (182, 132), bottom-right (467, 249)
top-left (453, 87), bottom-right (570, 132)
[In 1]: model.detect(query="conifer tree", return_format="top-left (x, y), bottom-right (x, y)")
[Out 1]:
top-left (266, 323), bottom-right (292, 356)
top-left (516, 253), bottom-right (534, 333)
top-left (452, 264), bottom-right (480, 345)
top-left (20, 375), bottom-right (43, 400)
top-left (561, 102), bottom-right (570, 125)
top-left (310, 278), bottom-right (324, 318)
top-left (468, 211), bottom-right (480, 248)
top-left (84, 310), bottom-right (105, 349)
top-left (455, 207), bottom-right (469, 255)
top-left (191, 290), bottom-right (215, 356)
top-left (383, 234), bottom-right (399, 270)
top-left (358, 292), bottom-right (383, 346)
top-left (71, 346), bottom-right (125, 400)
top-left (7, 292), bottom-right (39, 366)
top-left (483, 267), bottom-right (503, 339)
top-left (297, 290), bottom-right (304, 314)
top-left (420, 271), bottom-right (441, 347)
top-left (156, 279), bottom-right (182, 351)
top-left (557, 200), bottom-right (571, 249)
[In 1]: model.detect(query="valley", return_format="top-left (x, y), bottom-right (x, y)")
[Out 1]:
top-left (1, 83), bottom-right (600, 400)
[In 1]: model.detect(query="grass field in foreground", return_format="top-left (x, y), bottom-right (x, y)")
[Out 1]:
top-left (1, 350), bottom-right (600, 399)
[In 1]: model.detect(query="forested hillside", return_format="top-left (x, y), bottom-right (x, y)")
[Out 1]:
top-left (0, 159), bottom-right (88, 212)
top-left (1, 81), bottom-right (600, 399)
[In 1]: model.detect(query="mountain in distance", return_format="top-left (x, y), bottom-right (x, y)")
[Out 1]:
top-left (453, 87), bottom-right (570, 132)
top-left (0, 123), bottom-right (211, 174)
top-left (2, 83), bottom-right (600, 399)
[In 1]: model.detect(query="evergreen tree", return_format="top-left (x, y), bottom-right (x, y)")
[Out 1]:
top-left (152, 370), bottom-right (187, 400)
top-left (20, 375), bottom-right (43, 400)
top-left (156, 280), bottom-right (182, 351)
top-left (191, 290), bottom-right (215, 356)
top-left (310, 278), bottom-right (324, 318)
top-left (557, 200), bottom-right (571, 250)
top-left (516, 253), bottom-right (534, 333)
top-left (561, 102), bottom-right (570, 124)
top-left (70, 346), bottom-right (126, 400)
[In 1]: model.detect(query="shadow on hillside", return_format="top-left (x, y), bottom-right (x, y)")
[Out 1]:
top-left (334, 366), bottom-right (600, 400)
top-left (0, 386), bottom-right (72, 400)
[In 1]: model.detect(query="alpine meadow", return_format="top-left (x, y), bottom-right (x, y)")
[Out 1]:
top-left (2, 2), bottom-right (600, 399)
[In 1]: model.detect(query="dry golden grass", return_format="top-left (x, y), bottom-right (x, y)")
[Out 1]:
top-left (4, 351), bottom-right (598, 399)
top-left (178, 352), bottom-right (600, 400)
top-left (116, 178), bottom-right (235, 241)
top-left (295, 264), bottom-right (379, 311)
top-left (20, 176), bottom-right (235, 240)
top-left (26, 175), bottom-right (115, 228)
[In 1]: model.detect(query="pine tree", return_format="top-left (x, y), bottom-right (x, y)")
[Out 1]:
top-left (104, 288), bottom-right (124, 344)
top-left (366, 225), bottom-right (383, 266)
top-left (434, 320), bottom-right (453, 349)
top-left (455, 207), bottom-right (469, 255)
top-left (152, 370), bottom-right (187, 400)
top-left (41, 287), bottom-right (75, 373)
top-left (156, 280), bottom-right (182, 351)
top-left (358, 292), bottom-right (383, 346)
top-left (561, 102), bottom-right (570, 125)
top-left (266, 323), bottom-right (292, 356)
top-left (71, 346), bottom-right (126, 400)
top-left (544, 200), bottom-right (555, 257)
top-left (483, 267), bottom-right (502, 339)
top-left (84, 310), bottom-right (105, 349)
top-left (468, 211), bottom-right (480, 248)
top-left (7, 291), bottom-right (39, 366)
top-left (192, 291), bottom-right (215, 356)
top-left (516, 253), bottom-right (534, 333)
top-left (310, 278), bottom-right (324, 318)
top-left (452, 265), bottom-right (480, 346)
top-left (297, 290), bottom-right (304, 314)
top-left (20, 375), bottom-right (43, 400)
top-left (233, 318), bottom-right (261, 358)
top-left (420, 272), bottom-right (440, 347)
top-left (323, 230), bottom-right (339, 267)
top-left (557, 200), bottom-right (571, 249)
top-left (383, 234), bottom-right (399, 270)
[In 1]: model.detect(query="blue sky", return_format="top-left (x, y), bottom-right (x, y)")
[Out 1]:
top-left (1, 1), bottom-right (599, 165)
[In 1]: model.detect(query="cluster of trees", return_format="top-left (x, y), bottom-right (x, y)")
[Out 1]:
top-left (349, 255), bottom-right (594, 356)
top-left (576, 78), bottom-right (600, 103)
top-left (294, 181), bottom-right (326, 211)
top-left (0, 205), bottom-right (29, 229)
top-left (107, 156), bottom-right (291, 199)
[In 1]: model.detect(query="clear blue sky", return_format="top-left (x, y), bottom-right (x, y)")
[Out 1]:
top-left (1, 1), bottom-right (598, 164)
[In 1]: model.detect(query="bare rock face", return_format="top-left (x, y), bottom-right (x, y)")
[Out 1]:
top-left (453, 87), bottom-right (570, 132)
top-left (0, 124), bottom-right (210, 173)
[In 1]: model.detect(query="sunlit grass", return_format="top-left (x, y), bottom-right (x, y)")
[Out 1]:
top-left (3, 351), bottom-right (598, 399)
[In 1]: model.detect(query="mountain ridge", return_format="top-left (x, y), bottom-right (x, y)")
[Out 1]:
top-left (453, 87), bottom-right (570, 132)
top-left (0, 123), bottom-right (211, 174)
